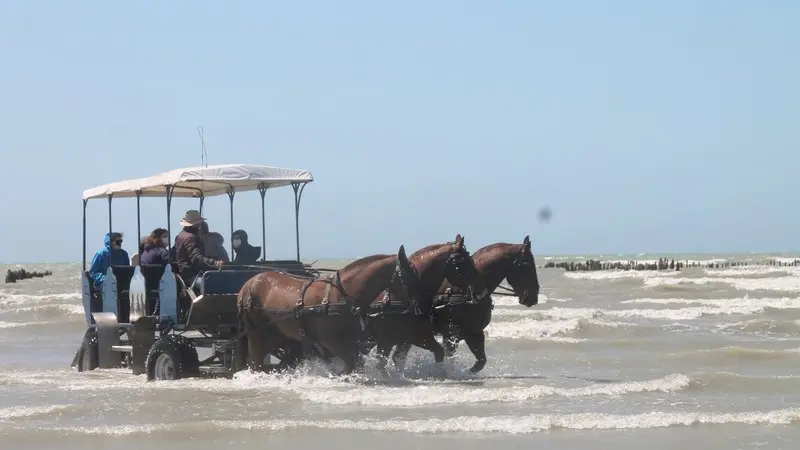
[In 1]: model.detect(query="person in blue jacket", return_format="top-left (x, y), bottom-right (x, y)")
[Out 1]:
top-left (88, 232), bottom-right (130, 288)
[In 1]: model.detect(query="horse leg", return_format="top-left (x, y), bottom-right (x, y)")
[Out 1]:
top-left (463, 329), bottom-right (487, 374)
top-left (248, 327), bottom-right (279, 373)
top-left (413, 330), bottom-right (447, 378)
top-left (374, 341), bottom-right (393, 376)
top-left (246, 328), bottom-right (268, 372)
top-left (317, 333), bottom-right (360, 376)
top-left (391, 343), bottom-right (412, 372)
top-left (275, 341), bottom-right (305, 371)
top-left (442, 322), bottom-right (462, 358)
top-left (234, 332), bottom-right (249, 373)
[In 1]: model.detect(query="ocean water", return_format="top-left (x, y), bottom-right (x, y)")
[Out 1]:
top-left (1, 253), bottom-right (799, 449)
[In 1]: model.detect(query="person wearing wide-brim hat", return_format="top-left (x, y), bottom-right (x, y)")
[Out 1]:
top-left (173, 209), bottom-right (224, 293)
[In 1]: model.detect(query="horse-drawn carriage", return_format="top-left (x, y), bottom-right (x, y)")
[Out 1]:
top-left (71, 163), bottom-right (318, 380)
top-left (72, 163), bottom-right (543, 381)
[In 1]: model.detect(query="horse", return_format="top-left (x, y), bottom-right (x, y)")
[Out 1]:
top-left (234, 235), bottom-right (478, 376)
top-left (362, 235), bottom-right (489, 375)
top-left (390, 235), bottom-right (540, 374)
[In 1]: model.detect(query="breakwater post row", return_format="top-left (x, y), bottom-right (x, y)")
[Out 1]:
top-left (541, 259), bottom-right (800, 272)
top-left (5, 268), bottom-right (54, 283)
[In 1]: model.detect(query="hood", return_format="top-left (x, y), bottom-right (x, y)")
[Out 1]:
top-left (232, 229), bottom-right (249, 245)
top-left (104, 232), bottom-right (122, 251)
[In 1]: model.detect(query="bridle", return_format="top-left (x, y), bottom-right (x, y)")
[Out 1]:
top-left (506, 244), bottom-right (536, 303)
top-left (374, 245), bottom-right (479, 318)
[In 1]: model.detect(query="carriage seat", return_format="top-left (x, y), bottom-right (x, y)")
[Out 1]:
top-left (200, 269), bottom-right (267, 296)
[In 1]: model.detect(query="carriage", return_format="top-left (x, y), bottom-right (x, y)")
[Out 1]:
top-left (71, 163), bottom-right (318, 380)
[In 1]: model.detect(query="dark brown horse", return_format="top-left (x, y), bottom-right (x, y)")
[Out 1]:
top-left (234, 235), bottom-right (478, 375)
top-left (363, 235), bottom-right (489, 375)
top-left (390, 235), bottom-right (540, 373)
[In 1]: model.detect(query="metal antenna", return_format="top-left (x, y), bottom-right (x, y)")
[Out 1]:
top-left (197, 126), bottom-right (208, 169)
top-left (197, 126), bottom-right (208, 203)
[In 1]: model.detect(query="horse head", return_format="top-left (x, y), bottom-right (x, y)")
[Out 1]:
top-left (383, 234), bottom-right (489, 315)
top-left (439, 234), bottom-right (490, 302)
top-left (504, 235), bottom-right (540, 307)
top-left (415, 234), bottom-right (488, 304)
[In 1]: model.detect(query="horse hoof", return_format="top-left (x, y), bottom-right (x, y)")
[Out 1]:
top-left (468, 361), bottom-right (486, 374)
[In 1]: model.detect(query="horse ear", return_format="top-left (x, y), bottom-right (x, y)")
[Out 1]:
top-left (454, 234), bottom-right (464, 248)
top-left (398, 245), bottom-right (409, 266)
top-left (523, 235), bottom-right (530, 247)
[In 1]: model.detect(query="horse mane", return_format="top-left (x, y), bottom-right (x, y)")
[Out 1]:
top-left (408, 242), bottom-right (450, 260)
top-left (472, 242), bottom-right (520, 265)
top-left (341, 253), bottom-right (394, 270)
top-left (334, 253), bottom-right (396, 279)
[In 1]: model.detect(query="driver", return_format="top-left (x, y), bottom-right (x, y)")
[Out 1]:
top-left (173, 210), bottom-right (224, 293)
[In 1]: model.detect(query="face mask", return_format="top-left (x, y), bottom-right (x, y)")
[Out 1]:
top-left (233, 239), bottom-right (242, 249)
top-left (161, 237), bottom-right (169, 246)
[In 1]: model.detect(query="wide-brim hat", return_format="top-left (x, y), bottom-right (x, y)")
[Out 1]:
top-left (180, 209), bottom-right (205, 227)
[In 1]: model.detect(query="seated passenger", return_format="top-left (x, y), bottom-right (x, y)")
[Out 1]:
top-left (174, 210), bottom-right (224, 292)
top-left (88, 232), bottom-right (130, 288)
top-left (139, 228), bottom-right (170, 266)
top-left (200, 221), bottom-right (229, 263)
top-left (232, 229), bottom-right (261, 265)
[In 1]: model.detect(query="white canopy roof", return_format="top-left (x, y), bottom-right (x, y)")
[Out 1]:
top-left (82, 164), bottom-right (313, 200)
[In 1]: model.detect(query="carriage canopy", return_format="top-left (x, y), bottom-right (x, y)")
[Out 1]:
top-left (82, 164), bottom-right (314, 200)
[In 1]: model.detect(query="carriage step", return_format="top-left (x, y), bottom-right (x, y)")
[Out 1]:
top-left (111, 345), bottom-right (133, 353)
top-left (198, 365), bottom-right (230, 374)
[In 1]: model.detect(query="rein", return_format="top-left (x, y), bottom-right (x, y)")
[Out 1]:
top-left (493, 284), bottom-right (517, 296)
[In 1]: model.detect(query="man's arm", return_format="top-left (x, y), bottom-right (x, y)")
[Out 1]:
top-left (186, 236), bottom-right (218, 270)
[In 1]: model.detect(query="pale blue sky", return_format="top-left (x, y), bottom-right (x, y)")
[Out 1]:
top-left (1, 1), bottom-right (798, 264)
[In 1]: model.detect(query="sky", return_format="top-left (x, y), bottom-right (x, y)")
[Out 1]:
top-left (0, 0), bottom-right (798, 264)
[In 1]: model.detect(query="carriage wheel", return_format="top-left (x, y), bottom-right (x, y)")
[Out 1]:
top-left (76, 329), bottom-right (99, 372)
top-left (145, 335), bottom-right (200, 381)
top-left (166, 335), bottom-right (200, 375)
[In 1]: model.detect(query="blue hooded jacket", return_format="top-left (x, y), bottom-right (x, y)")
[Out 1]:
top-left (89, 232), bottom-right (131, 287)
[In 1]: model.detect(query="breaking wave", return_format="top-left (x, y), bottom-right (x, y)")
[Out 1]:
top-left (22, 408), bottom-right (800, 436)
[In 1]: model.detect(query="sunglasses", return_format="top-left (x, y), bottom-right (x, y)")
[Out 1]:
top-left (114, 240), bottom-right (123, 245)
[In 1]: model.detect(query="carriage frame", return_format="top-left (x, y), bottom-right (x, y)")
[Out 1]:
top-left (71, 163), bottom-right (318, 380)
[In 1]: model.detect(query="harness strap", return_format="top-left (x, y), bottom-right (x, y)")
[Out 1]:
top-left (432, 287), bottom-right (494, 310)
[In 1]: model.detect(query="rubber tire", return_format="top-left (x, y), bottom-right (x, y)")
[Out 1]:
top-left (168, 334), bottom-right (201, 375)
top-left (77, 329), bottom-right (99, 372)
top-left (144, 335), bottom-right (199, 381)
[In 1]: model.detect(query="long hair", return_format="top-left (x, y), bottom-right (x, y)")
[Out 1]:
top-left (143, 228), bottom-right (169, 248)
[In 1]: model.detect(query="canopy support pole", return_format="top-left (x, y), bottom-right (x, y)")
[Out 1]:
top-left (258, 183), bottom-right (268, 261)
top-left (198, 195), bottom-right (205, 216)
top-left (107, 194), bottom-right (113, 234)
top-left (227, 188), bottom-right (236, 258)
top-left (135, 190), bottom-right (142, 254)
top-left (165, 185), bottom-right (175, 252)
top-left (82, 199), bottom-right (88, 271)
top-left (291, 182), bottom-right (307, 262)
